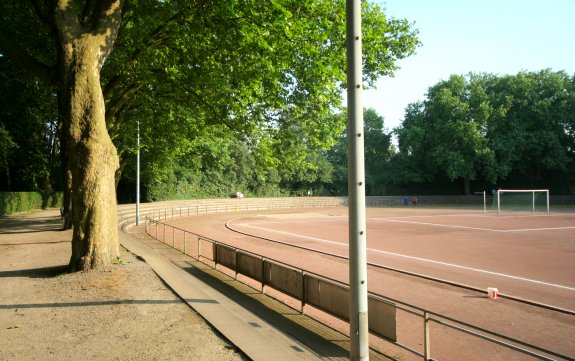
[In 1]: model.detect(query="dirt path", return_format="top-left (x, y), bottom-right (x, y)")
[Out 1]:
top-left (0, 209), bottom-right (247, 361)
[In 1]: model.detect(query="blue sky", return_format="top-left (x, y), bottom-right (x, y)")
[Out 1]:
top-left (364, 0), bottom-right (575, 131)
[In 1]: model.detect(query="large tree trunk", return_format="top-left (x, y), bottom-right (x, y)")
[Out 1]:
top-left (67, 79), bottom-right (120, 270)
top-left (55, 0), bottom-right (124, 271)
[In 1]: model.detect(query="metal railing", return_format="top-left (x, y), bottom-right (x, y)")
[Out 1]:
top-left (133, 199), bottom-right (573, 361)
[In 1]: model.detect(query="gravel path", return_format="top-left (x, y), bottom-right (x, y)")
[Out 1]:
top-left (0, 209), bottom-right (247, 361)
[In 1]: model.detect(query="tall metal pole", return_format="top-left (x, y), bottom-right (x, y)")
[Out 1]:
top-left (136, 120), bottom-right (140, 226)
top-left (346, 0), bottom-right (369, 359)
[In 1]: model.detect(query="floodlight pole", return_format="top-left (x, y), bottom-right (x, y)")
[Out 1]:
top-left (136, 120), bottom-right (140, 226)
top-left (346, 0), bottom-right (369, 359)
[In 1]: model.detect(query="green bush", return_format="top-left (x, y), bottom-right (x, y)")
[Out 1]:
top-left (0, 192), bottom-right (62, 216)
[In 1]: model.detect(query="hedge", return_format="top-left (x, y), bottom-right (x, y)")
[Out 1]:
top-left (0, 192), bottom-right (62, 216)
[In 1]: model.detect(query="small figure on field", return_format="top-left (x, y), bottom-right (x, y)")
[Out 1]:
top-left (403, 196), bottom-right (409, 206)
top-left (411, 196), bottom-right (417, 207)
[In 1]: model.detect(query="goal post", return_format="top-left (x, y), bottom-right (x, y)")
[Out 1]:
top-left (496, 189), bottom-right (549, 214)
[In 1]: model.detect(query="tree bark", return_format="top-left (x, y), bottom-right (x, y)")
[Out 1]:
top-left (54, 0), bottom-right (124, 271)
top-left (62, 168), bottom-right (73, 230)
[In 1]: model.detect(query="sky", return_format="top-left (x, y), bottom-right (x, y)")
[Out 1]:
top-left (363, 0), bottom-right (575, 131)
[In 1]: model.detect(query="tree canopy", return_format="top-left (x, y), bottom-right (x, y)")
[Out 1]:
top-left (327, 108), bottom-right (393, 196)
top-left (104, 0), bottom-right (420, 185)
top-left (394, 70), bottom-right (575, 195)
top-left (0, 57), bottom-right (60, 194)
top-left (105, 0), bottom-right (420, 201)
top-left (0, 0), bottom-right (420, 270)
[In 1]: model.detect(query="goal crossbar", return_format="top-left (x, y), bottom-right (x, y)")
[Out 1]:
top-left (496, 189), bottom-right (549, 214)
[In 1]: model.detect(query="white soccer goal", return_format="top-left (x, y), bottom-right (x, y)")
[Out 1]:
top-left (496, 189), bottom-right (550, 214)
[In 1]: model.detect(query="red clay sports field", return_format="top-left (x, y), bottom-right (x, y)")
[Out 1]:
top-left (163, 206), bottom-right (575, 360)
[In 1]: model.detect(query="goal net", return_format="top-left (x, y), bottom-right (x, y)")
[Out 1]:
top-left (495, 189), bottom-right (549, 213)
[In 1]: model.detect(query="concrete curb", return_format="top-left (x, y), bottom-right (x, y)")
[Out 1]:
top-left (118, 223), bottom-right (347, 361)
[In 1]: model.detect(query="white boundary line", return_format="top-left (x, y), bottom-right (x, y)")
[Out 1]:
top-left (252, 214), bottom-right (575, 233)
top-left (235, 223), bottom-right (575, 292)
top-left (375, 219), bottom-right (502, 232)
top-left (369, 248), bottom-right (575, 292)
top-left (373, 218), bottom-right (575, 233)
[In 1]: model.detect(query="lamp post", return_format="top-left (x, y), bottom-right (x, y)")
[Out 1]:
top-left (136, 120), bottom-right (140, 226)
top-left (346, 0), bottom-right (369, 359)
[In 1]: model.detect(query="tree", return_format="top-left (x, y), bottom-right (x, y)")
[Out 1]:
top-left (326, 108), bottom-right (393, 196)
top-left (0, 57), bottom-right (61, 194)
top-left (1, 1), bottom-right (420, 271)
top-left (133, 116), bottom-right (338, 200)
top-left (1, 1), bottom-right (125, 271)
top-left (325, 112), bottom-right (351, 196)
top-left (393, 70), bottom-right (575, 195)
top-left (391, 101), bottom-right (430, 187)
top-left (363, 108), bottom-right (393, 195)
top-left (395, 74), bottom-right (496, 195)
top-left (486, 70), bottom-right (575, 190)
top-left (104, 0), bottom-right (420, 187)
top-left (0, 124), bottom-right (17, 188)
top-left (136, 125), bottom-right (262, 201)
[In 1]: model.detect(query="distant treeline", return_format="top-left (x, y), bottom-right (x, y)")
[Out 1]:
top-left (2, 67), bottom-right (573, 201)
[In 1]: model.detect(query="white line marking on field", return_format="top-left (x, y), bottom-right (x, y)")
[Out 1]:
top-left (244, 214), bottom-right (575, 232)
top-left (235, 223), bottom-right (575, 292)
top-left (503, 226), bottom-right (575, 232)
top-left (371, 218), bottom-right (575, 232)
top-left (240, 224), bottom-right (347, 247)
top-left (253, 218), bottom-right (345, 226)
top-left (369, 248), bottom-right (575, 292)
top-left (374, 219), bottom-right (501, 232)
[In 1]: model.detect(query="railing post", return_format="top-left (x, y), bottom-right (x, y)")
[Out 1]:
top-left (301, 271), bottom-right (306, 314)
top-left (261, 258), bottom-right (265, 293)
top-left (183, 232), bottom-right (187, 255)
top-left (234, 248), bottom-right (238, 280)
top-left (172, 227), bottom-right (175, 248)
top-left (424, 311), bottom-right (431, 361)
top-left (214, 242), bottom-right (218, 268)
